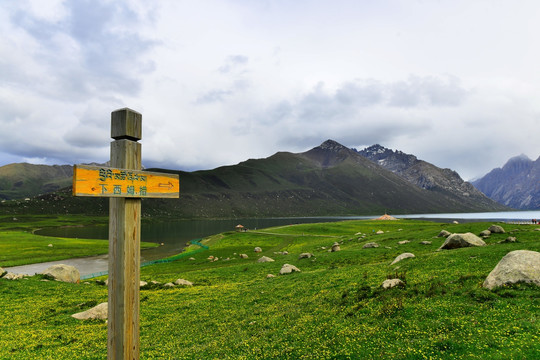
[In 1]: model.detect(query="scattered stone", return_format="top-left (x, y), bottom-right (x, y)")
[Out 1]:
top-left (331, 242), bottom-right (341, 252)
top-left (150, 280), bottom-right (160, 285)
top-left (164, 282), bottom-right (175, 287)
top-left (0, 267), bottom-right (4, 277)
top-left (282, 251), bottom-right (289, 255)
top-left (257, 256), bottom-right (275, 263)
top-left (479, 230), bottom-right (491, 238)
top-left (208, 255), bottom-right (214, 260)
top-left (266, 274), bottom-right (275, 278)
top-left (174, 279), bottom-right (193, 286)
top-left (72, 302), bottom-right (108, 321)
top-left (41, 264), bottom-right (80, 283)
top-left (390, 253), bottom-right (415, 265)
top-left (376, 230), bottom-right (384, 235)
top-left (483, 250), bottom-right (540, 289)
top-left (48, 243), bottom-right (53, 247)
top-left (420, 241), bottom-right (432, 245)
top-left (254, 247), bottom-right (262, 253)
top-left (321, 247), bottom-right (326, 250)
top-left (382, 279), bottom-right (405, 289)
top-left (189, 257), bottom-right (196, 261)
top-left (452, 221), bottom-right (459, 224)
top-left (240, 254), bottom-right (248, 259)
top-left (438, 230), bottom-right (451, 238)
top-left (397, 240), bottom-right (410, 245)
top-left (140, 281), bottom-right (148, 287)
top-left (488, 225), bottom-right (505, 234)
top-left (4, 272), bottom-right (24, 280)
top-left (280, 264), bottom-right (301, 275)
top-left (499, 236), bottom-right (517, 244)
top-left (213, 257), bottom-right (219, 262)
top-left (439, 233), bottom-right (486, 250)
top-left (298, 253), bottom-right (314, 259)
top-left (363, 242), bottom-right (379, 248)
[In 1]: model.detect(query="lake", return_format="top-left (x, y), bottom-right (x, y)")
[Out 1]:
top-left (7, 210), bottom-right (540, 277)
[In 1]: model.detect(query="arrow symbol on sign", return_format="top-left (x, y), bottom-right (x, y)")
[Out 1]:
top-left (158, 182), bottom-right (174, 190)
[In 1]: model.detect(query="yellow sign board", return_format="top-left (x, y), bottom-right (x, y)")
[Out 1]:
top-left (73, 164), bottom-right (179, 198)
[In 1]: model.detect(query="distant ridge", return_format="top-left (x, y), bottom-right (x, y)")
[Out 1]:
top-left (472, 154), bottom-right (540, 209)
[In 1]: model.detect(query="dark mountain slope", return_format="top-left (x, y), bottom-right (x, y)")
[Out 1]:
top-left (472, 155), bottom-right (540, 209)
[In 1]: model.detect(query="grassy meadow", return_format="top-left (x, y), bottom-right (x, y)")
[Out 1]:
top-left (1, 218), bottom-right (539, 359)
top-left (0, 215), bottom-right (157, 266)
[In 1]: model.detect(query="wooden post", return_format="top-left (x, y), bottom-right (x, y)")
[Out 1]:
top-left (108, 108), bottom-right (142, 360)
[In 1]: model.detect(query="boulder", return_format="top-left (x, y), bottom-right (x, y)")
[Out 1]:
top-left (363, 242), bottom-right (379, 249)
top-left (479, 230), bottom-right (491, 237)
top-left (257, 256), bottom-right (275, 263)
top-left (254, 247), bottom-right (262, 253)
top-left (189, 257), bottom-right (196, 261)
top-left (390, 253), bottom-right (415, 265)
top-left (439, 233), bottom-right (486, 250)
top-left (376, 230), bottom-right (384, 235)
top-left (483, 250), bottom-right (540, 289)
top-left (397, 240), bottom-right (410, 245)
top-left (0, 267), bottom-right (4, 277)
top-left (280, 264), bottom-right (301, 275)
top-left (3, 272), bottom-right (24, 280)
top-left (42, 264), bottom-right (80, 283)
top-left (488, 225), bottom-right (505, 234)
top-left (331, 242), bottom-right (341, 252)
top-left (239, 254), bottom-right (248, 259)
top-left (72, 302), bottom-right (108, 321)
top-left (266, 274), bottom-right (275, 278)
top-left (438, 230), bottom-right (451, 238)
top-left (382, 279), bottom-right (404, 289)
top-left (499, 236), bottom-right (517, 244)
top-left (174, 279), bottom-right (193, 286)
top-left (164, 282), bottom-right (175, 287)
top-left (298, 253), bottom-right (314, 259)
top-left (140, 281), bottom-right (148, 287)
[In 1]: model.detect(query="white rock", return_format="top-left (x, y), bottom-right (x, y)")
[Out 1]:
top-left (41, 264), bottom-right (80, 283)
top-left (483, 250), bottom-right (540, 289)
top-left (390, 253), bottom-right (415, 265)
top-left (72, 303), bottom-right (108, 320)
top-left (174, 279), bottom-right (193, 286)
top-left (280, 264), bottom-right (301, 275)
top-left (439, 233), bottom-right (486, 250)
top-left (257, 256), bottom-right (275, 263)
top-left (382, 279), bottom-right (404, 289)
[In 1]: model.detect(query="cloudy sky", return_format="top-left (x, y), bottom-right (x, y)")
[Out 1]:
top-left (1, 0), bottom-right (539, 180)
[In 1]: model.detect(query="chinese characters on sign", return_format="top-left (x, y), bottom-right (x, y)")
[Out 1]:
top-left (98, 168), bottom-right (148, 196)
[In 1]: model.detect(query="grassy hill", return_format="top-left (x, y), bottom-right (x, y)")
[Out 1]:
top-left (0, 163), bottom-right (73, 200)
top-left (1, 219), bottom-right (538, 359)
top-left (0, 141), bottom-right (507, 218)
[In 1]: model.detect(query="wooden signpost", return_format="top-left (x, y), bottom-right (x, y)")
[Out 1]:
top-left (73, 108), bottom-right (179, 359)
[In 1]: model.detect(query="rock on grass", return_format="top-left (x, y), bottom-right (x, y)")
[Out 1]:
top-left (483, 250), bottom-right (540, 290)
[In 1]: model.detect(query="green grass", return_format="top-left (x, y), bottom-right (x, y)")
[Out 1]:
top-left (0, 215), bottom-right (158, 267)
top-left (1, 219), bottom-right (539, 359)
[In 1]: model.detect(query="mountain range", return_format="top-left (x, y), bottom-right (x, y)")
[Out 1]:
top-left (0, 140), bottom-right (507, 217)
top-left (472, 154), bottom-right (540, 210)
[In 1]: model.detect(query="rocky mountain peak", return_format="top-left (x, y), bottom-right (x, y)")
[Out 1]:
top-left (318, 139), bottom-right (348, 152)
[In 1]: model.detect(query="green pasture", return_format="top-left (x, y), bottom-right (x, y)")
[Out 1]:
top-left (0, 215), bottom-right (157, 266)
top-left (1, 219), bottom-right (539, 359)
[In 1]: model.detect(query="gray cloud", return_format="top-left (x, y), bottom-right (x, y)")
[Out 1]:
top-left (218, 55), bottom-right (249, 74)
